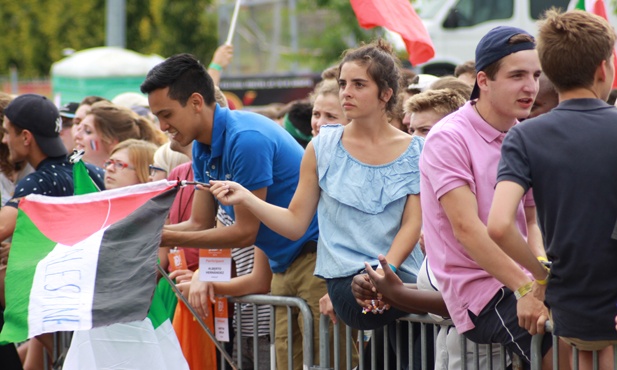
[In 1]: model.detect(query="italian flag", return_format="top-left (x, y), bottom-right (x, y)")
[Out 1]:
top-left (570, 0), bottom-right (617, 87)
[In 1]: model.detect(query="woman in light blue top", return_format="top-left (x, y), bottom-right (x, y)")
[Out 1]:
top-left (210, 39), bottom-right (424, 330)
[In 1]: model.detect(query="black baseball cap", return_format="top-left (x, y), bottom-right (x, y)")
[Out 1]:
top-left (4, 94), bottom-right (68, 157)
top-left (470, 26), bottom-right (535, 100)
top-left (59, 102), bottom-right (80, 119)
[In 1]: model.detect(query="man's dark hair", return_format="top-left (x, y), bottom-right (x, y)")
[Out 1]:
top-left (140, 53), bottom-right (216, 106)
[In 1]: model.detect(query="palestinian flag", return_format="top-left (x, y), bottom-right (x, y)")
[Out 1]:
top-left (0, 181), bottom-right (178, 344)
top-left (569, 0), bottom-right (617, 87)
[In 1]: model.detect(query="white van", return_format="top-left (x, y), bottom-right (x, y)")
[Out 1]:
top-left (414, 0), bottom-right (617, 75)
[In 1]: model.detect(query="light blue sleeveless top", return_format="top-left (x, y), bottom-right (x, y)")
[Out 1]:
top-left (313, 125), bottom-right (425, 279)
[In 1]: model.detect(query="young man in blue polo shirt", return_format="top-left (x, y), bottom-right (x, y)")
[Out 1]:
top-left (141, 54), bottom-right (347, 370)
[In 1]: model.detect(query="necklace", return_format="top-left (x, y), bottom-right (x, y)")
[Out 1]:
top-left (473, 103), bottom-right (508, 134)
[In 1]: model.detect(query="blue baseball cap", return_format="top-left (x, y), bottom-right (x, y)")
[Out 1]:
top-left (470, 26), bottom-right (536, 100)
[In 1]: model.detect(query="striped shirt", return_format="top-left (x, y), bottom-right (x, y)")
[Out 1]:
top-left (218, 207), bottom-right (271, 337)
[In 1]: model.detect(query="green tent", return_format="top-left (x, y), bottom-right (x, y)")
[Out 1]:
top-left (51, 47), bottom-right (164, 105)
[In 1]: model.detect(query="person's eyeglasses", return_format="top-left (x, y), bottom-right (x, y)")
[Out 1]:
top-left (104, 158), bottom-right (135, 171)
top-left (149, 165), bottom-right (167, 177)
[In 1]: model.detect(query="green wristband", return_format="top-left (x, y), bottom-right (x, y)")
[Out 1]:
top-left (208, 62), bottom-right (223, 72)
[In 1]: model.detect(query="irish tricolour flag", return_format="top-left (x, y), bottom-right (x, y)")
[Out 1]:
top-left (0, 180), bottom-right (177, 343)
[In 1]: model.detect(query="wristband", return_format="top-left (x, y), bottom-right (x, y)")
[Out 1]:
top-left (375, 263), bottom-right (397, 273)
top-left (535, 256), bottom-right (550, 285)
top-left (536, 275), bottom-right (549, 285)
top-left (537, 256), bottom-right (551, 271)
top-left (514, 281), bottom-right (533, 300)
top-left (208, 62), bottom-right (223, 72)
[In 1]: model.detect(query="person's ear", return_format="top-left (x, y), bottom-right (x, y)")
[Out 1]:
top-left (189, 93), bottom-right (205, 112)
top-left (380, 87), bottom-right (393, 105)
top-left (476, 70), bottom-right (489, 92)
top-left (597, 59), bottom-right (609, 83)
top-left (22, 130), bottom-right (33, 146)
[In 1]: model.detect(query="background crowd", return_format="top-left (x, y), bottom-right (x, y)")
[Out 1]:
top-left (2, 7), bottom-right (617, 370)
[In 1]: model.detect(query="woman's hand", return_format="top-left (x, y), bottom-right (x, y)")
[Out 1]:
top-left (209, 181), bottom-right (252, 206)
top-left (169, 269), bottom-right (194, 284)
top-left (319, 293), bottom-right (337, 324)
top-left (188, 269), bottom-right (216, 319)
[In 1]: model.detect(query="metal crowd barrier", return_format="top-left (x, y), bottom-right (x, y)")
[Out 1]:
top-left (43, 289), bottom-right (617, 370)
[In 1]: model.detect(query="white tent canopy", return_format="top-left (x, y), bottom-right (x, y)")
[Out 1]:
top-left (51, 47), bottom-right (164, 78)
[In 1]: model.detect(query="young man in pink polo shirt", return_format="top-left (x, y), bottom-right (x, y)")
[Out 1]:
top-left (420, 26), bottom-right (556, 368)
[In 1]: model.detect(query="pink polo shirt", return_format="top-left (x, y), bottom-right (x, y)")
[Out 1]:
top-left (420, 101), bottom-right (531, 333)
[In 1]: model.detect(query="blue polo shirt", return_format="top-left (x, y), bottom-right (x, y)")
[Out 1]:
top-left (193, 105), bottom-right (319, 273)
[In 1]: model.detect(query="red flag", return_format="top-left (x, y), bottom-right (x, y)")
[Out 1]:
top-left (350, 0), bottom-right (434, 66)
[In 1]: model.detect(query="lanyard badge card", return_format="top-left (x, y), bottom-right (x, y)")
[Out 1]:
top-left (198, 249), bottom-right (232, 282)
top-left (214, 296), bottom-right (230, 342)
top-left (167, 247), bottom-right (187, 271)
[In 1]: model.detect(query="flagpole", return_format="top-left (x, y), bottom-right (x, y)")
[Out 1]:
top-left (158, 265), bottom-right (238, 370)
top-left (225, 0), bottom-right (242, 45)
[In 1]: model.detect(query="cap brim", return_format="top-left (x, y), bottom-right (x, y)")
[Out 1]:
top-left (470, 81), bottom-right (480, 100)
top-left (60, 112), bottom-right (76, 119)
top-left (34, 135), bottom-right (68, 157)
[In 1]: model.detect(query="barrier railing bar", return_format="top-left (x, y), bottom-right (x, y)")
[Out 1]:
top-left (345, 325), bottom-right (352, 370)
top-left (358, 329), bottom-right (365, 370)
top-left (287, 306), bottom-right (293, 369)
top-left (253, 304), bottom-right (259, 370)
top-left (235, 303), bottom-right (243, 370)
top-left (229, 295), bottom-right (314, 368)
top-left (396, 320), bottom-right (402, 370)
top-left (461, 333), bottom-right (468, 370)
top-left (158, 265), bottom-right (237, 370)
top-left (384, 324), bottom-right (389, 369)
top-left (370, 329), bottom-right (376, 370)
top-left (318, 315), bottom-right (330, 368)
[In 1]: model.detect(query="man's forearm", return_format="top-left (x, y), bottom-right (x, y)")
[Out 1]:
top-left (457, 221), bottom-right (531, 291)
top-left (162, 225), bottom-right (256, 249)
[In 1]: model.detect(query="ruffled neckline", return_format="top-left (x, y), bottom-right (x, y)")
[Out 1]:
top-left (316, 125), bottom-right (423, 214)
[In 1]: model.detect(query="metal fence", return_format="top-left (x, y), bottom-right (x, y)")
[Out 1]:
top-left (41, 291), bottom-right (617, 370)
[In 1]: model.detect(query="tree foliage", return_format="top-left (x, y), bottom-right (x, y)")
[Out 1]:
top-left (0, 0), bottom-right (218, 78)
top-left (296, 0), bottom-right (383, 71)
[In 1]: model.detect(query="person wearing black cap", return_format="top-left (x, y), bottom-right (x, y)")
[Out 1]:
top-left (489, 9), bottom-right (617, 368)
top-left (0, 94), bottom-right (106, 275)
top-left (59, 101), bottom-right (79, 151)
top-left (419, 27), bottom-right (559, 367)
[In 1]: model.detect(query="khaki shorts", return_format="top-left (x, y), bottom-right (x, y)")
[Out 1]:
top-left (549, 311), bottom-right (617, 351)
top-left (559, 336), bottom-right (617, 352)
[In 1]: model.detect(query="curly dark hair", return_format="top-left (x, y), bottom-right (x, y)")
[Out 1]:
top-left (338, 38), bottom-right (402, 114)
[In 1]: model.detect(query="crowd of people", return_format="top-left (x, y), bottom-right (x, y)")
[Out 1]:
top-left (1, 7), bottom-right (617, 370)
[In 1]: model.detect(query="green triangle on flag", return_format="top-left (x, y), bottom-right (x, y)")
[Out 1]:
top-left (0, 210), bottom-right (57, 344)
top-left (73, 159), bottom-right (100, 195)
